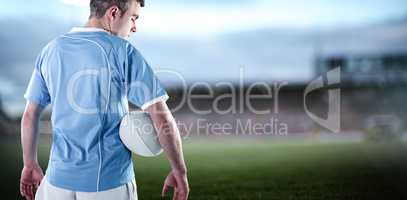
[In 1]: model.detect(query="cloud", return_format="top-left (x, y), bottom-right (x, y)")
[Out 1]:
top-left (60, 0), bottom-right (90, 7)
top-left (135, 0), bottom-right (407, 35)
top-left (138, 6), bottom-right (320, 35)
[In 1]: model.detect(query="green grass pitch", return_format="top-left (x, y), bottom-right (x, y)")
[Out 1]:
top-left (1, 136), bottom-right (406, 200)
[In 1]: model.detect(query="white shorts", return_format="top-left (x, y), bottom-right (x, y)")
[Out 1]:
top-left (35, 177), bottom-right (138, 200)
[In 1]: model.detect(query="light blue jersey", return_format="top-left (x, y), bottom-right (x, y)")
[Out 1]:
top-left (24, 27), bottom-right (169, 192)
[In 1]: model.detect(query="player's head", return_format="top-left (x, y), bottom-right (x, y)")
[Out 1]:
top-left (89, 0), bottom-right (144, 38)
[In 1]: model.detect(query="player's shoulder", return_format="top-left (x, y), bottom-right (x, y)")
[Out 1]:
top-left (114, 37), bottom-right (142, 56)
top-left (107, 38), bottom-right (147, 67)
top-left (42, 32), bottom-right (78, 52)
top-left (36, 37), bottom-right (60, 59)
top-left (48, 30), bottom-right (143, 59)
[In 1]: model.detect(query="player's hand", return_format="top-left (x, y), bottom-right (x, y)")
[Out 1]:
top-left (20, 163), bottom-right (44, 200)
top-left (161, 170), bottom-right (189, 200)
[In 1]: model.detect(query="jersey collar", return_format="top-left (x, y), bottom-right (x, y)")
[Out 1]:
top-left (70, 27), bottom-right (110, 33)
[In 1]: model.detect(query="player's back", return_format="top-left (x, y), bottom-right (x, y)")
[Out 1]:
top-left (35, 28), bottom-right (134, 192)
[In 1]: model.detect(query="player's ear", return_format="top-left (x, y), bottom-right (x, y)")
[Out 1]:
top-left (106, 5), bottom-right (121, 20)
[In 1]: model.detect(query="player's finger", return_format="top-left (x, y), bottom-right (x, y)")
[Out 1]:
top-left (177, 189), bottom-right (187, 200)
top-left (20, 182), bottom-right (25, 196)
top-left (172, 189), bottom-right (178, 200)
top-left (22, 183), bottom-right (29, 197)
top-left (28, 185), bottom-right (34, 199)
top-left (161, 183), bottom-right (169, 197)
top-left (31, 184), bottom-right (36, 200)
top-left (20, 186), bottom-right (26, 198)
top-left (33, 183), bottom-right (38, 197)
top-left (23, 185), bottom-right (30, 200)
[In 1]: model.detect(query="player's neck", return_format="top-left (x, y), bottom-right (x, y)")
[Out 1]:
top-left (84, 17), bottom-right (110, 33)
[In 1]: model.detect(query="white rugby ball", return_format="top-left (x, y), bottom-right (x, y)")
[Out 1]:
top-left (119, 111), bottom-right (163, 157)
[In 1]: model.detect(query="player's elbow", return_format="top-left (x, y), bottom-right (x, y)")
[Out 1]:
top-left (21, 102), bottom-right (44, 126)
top-left (22, 110), bottom-right (36, 125)
top-left (146, 101), bottom-right (179, 138)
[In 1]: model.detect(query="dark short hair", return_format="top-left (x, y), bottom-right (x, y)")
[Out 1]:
top-left (90, 0), bottom-right (144, 18)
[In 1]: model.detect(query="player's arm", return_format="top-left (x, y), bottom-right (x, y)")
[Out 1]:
top-left (146, 101), bottom-right (189, 200)
top-left (21, 101), bottom-right (44, 167)
top-left (20, 101), bottom-right (45, 200)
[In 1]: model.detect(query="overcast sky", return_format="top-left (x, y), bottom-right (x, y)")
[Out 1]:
top-left (1, 0), bottom-right (406, 35)
top-left (1, 0), bottom-right (407, 116)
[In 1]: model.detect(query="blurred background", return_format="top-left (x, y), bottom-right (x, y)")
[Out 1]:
top-left (1, 0), bottom-right (407, 199)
